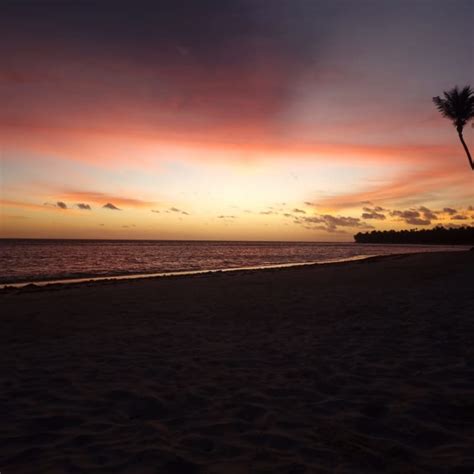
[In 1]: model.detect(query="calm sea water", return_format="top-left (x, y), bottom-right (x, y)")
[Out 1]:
top-left (0, 239), bottom-right (468, 286)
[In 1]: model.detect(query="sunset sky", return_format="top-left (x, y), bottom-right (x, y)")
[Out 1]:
top-left (1, 0), bottom-right (473, 241)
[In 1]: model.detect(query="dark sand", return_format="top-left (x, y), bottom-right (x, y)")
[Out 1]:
top-left (1, 251), bottom-right (473, 473)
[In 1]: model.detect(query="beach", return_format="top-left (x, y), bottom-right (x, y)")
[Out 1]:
top-left (1, 250), bottom-right (473, 473)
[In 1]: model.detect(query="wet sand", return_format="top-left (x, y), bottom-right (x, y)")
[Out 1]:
top-left (1, 251), bottom-right (473, 473)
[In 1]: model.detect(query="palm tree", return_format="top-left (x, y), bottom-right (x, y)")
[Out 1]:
top-left (433, 85), bottom-right (474, 170)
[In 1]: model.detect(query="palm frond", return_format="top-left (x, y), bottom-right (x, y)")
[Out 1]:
top-left (433, 85), bottom-right (474, 170)
top-left (433, 85), bottom-right (474, 129)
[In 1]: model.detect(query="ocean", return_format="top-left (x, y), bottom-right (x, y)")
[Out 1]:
top-left (0, 239), bottom-right (469, 287)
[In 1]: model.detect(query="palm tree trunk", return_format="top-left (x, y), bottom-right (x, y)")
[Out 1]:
top-left (458, 131), bottom-right (474, 170)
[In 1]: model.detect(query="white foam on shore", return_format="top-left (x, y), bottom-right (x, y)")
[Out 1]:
top-left (0, 254), bottom-right (375, 289)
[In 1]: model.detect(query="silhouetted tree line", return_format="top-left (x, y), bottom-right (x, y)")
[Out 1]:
top-left (354, 226), bottom-right (474, 245)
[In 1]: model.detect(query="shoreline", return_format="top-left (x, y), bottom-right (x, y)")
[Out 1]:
top-left (1, 247), bottom-right (470, 291)
top-left (0, 254), bottom-right (375, 290)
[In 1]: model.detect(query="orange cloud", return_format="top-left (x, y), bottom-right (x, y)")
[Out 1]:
top-left (0, 119), bottom-right (462, 173)
top-left (316, 164), bottom-right (474, 211)
top-left (57, 191), bottom-right (156, 209)
top-left (0, 199), bottom-right (48, 211)
top-left (0, 199), bottom-right (81, 214)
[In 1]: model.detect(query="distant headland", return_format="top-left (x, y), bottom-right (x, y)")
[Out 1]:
top-left (354, 226), bottom-right (474, 245)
